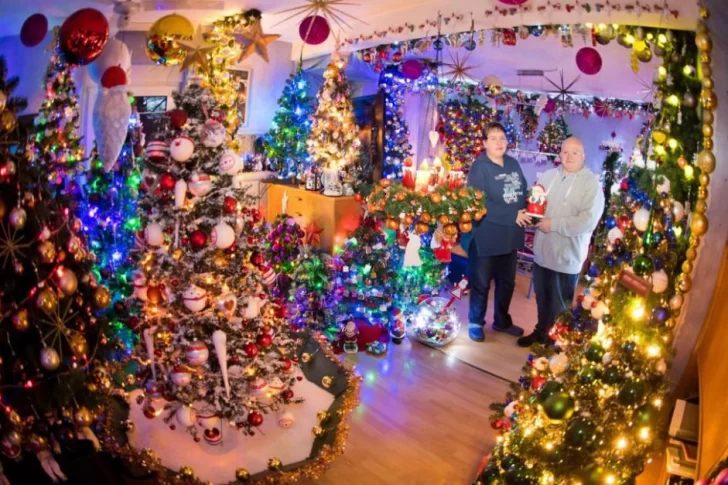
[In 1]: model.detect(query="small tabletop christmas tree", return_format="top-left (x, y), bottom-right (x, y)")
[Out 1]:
top-left (538, 114), bottom-right (571, 162)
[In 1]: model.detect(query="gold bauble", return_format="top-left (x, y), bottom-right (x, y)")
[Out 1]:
top-left (5, 430), bottom-right (21, 446)
top-left (458, 222), bottom-right (473, 233)
top-left (69, 333), bottom-right (89, 357)
top-left (651, 130), bottom-right (666, 144)
top-left (386, 218), bottom-right (399, 231)
top-left (37, 241), bottom-right (57, 264)
top-left (682, 261), bottom-right (693, 274)
top-left (438, 214), bottom-right (450, 225)
top-left (28, 434), bottom-right (48, 452)
top-left (415, 222), bottom-right (429, 235)
top-left (700, 7), bottom-right (710, 19)
top-left (172, 248), bottom-right (183, 260)
top-left (145, 14), bottom-right (194, 66)
top-left (677, 273), bottom-right (692, 293)
top-left (301, 352), bottom-right (312, 363)
top-left (66, 236), bottom-right (81, 254)
top-left (699, 173), bottom-right (710, 187)
top-left (685, 248), bottom-right (697, 261)
top-left (267, 458), bottom-right (282, 471)
top-left (321, 375), bottom-right (333, 388)
top-left (379, 178), bottom-right (391, 188)
top-left (87, 382), bottom-right (98, 393)
top-left (703, 77), bottom-right (714, 90)
top-left (404, 214), bottom-right (415, 225)
top-left (214, 255), bottom-right (228, 268)
top-left (40, 347), bottom-right (61, 371)
top-left (697, 150), bottom-right (716, 174)
top-left (74, 407), bottom-right (93, 428)
top-left (698, 187), bottom-right (708, 200)
top-left (430, 193), bottom-right (442, 204)
top-left (57, 268), bottom-right (79, 296)
top-left (92, 286), bottom-right (111, 309)
top-left (670, 294), bottom-right (684, 310)
top-left (235, 468), bottom-right (250, 481)
top-left (691, 213), bottom-right (709, 236)
top-left (0, 110), bottom-right (16, 132)
top-left (702, 64), bottom-right (712, 78)
top-left (179, 466), bottom-right (195, 479)
top-left (8, 411), bottom-right (21, 427)
top-left (700, 52), bottom-right (711, 64)
top-left (8, 207), bottom-right (27, 229)
top-left (695, 200), bottom-right (708, 214)
top-left (460, 212), bottom-right (472, 223)
top-left (312, 425), bottom-right (325, 437)
top-left (676, 156), bottom-right (687, 169)
top-left (474, 190), bottom-right (483, 200)
top-left (36, 288), bottom-right (58, 314)
top-left (12, 309), bottom-right (30, 331)
top-left (702, 91), bottom-right (718, 110)
top-left (474, 209), bottom-right (487, 221)
top-left (702, 124), bottom-right (714, 137)
top-left (696, 32), bottom-right (712, 52)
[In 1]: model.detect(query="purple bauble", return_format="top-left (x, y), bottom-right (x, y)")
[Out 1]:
top-left (651, 307), bottom-right (669, 324)
top-left (576, 47), bottom-right (603, 75)
top-left (299, 15), bottom-right (330, 45)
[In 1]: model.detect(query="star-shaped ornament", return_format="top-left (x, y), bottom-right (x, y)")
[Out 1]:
top-left (274, 0), bottom-right (364, 31)
top-left (442, 52), bottom-right (477, 85)
top-left (543, 70), bottom-right (581, 106)
top-left (178, 26), bottom-right (216, 73)
top-left (233, 21), bottom-right (281, 63)
top-left (303, 221), bottom-right (324, 246)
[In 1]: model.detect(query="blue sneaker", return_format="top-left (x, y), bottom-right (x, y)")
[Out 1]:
top-left (468, 324), bottom-right (485, 342)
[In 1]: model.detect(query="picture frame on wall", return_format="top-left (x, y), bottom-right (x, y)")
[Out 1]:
top-left (228, 67), bottom-right (251, 130)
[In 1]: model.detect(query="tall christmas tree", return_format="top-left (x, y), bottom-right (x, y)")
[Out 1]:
top-left (29, 53), bottom-right (85, 185)
top-left (79, 104), bottom-right (144, 355)
top-left (477, 29), bottom-right (706, 485)
top-left (538, 114), bottom-right (571, 161)
top-left (263, 66), bottom-right (314, 180)
top-left (0, 56), bottom-right (114, 476)
top-left (380, 68), bottom-right (413, 180)
top-left (439, 98), bottom-right (492, 171)
top-left (307, 55), bottom-right (361, 176)
top-left (132, 84), bottom-right (302, 439)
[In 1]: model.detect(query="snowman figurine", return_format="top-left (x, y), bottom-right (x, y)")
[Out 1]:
top-left (526, 184), bottom-right (548, 219)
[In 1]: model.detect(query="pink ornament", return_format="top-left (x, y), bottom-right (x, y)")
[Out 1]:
top-left (185, 341), bottom-right (209, 366)
top-left (716, 469), bottom-right (728, 484)
top-left (401, 60), bottom-right (424, 80)
top-left (576, 47), bottom-right (603, 75)
top-left (299, 15), bottom-right (330, 45)
top-left (498, 0), bottom-right (529, 4)
top-left (20, 13), bottom-right (48, 47)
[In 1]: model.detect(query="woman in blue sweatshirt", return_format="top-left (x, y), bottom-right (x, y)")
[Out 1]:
top-left (465, 122), bottom-right (531, 342)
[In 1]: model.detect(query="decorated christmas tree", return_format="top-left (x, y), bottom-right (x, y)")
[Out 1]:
top-left (380, 68), bottom-right (413, 180)
top-left (438, 98), bottom-right (492, 171)
top-left (307, 54), bottom-right (361, 194)
top-left (29, 53), bottom-right (85, 185)
top-left (500, 113), bottom-right (519, 150)
top-left (131, 83), bottom-right (302, 440)
top-left (263, 66), bottom-right (314, 179)
top-left (538, 114), bottom-right (571, 160)
top-left (477, 28), bottom-right (707, 485)
top-left (517, 104), bottom-right (539, 141)
top-left (79, 106), bottom-right (144, 355)
top-left (288, 247), bottom-right (337, 336)
top-left (0, 56), bottom-right (114, 476)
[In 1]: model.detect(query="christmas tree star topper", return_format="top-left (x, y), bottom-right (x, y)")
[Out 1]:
top-left (233, 20), bottom-right (281, 63)
top-left (178, 26), bottom-right (216, 73)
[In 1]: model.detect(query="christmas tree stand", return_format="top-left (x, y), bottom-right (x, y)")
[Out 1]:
top-left (266, 183), bottom-right (362, 254)
top-left (103, 334), bottom-right (360, 484)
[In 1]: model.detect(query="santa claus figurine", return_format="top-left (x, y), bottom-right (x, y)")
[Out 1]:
top-left (526, 184), bottom-right (547, 219)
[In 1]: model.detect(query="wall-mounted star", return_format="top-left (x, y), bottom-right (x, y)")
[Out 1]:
top-left (275, 0), bottom-right (365, 31)
top-left (303, 221), bottom-right (324, 246)
top-left (233, 21), bottom-right (281, 63)
top-left (178, 26), bottom-right (216, 73)
top-left (543, 70), bottom-right (581, 106)
top-left (442, 52), bottom-right (477, 85)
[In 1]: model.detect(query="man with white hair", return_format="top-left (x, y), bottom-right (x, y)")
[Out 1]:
top-left (517, 137), bottom-right (605, 347)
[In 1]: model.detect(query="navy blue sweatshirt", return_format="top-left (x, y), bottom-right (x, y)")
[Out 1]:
top-left (466, 152), bottom-right (527, 256)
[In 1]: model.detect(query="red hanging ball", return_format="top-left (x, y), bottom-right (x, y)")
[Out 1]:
top-left (247, 411), bottom-right (263, 427)
top-left (58, 8), bottom-right (109, 65)
top-left (281, 358), bottom-right (292, 371)
top-left (223, 196), bottom-right (238, 214)
top-left (256, 334), bottom-right (273, 349)
top-left (190, 230), bottom-right (207, 249)
top-left (159, 173), bottom-right (175, 191)
top-left (20, 13), bottom-right (48, 47)
top-left (100, 66), bottom-right (127, 88)
top-left (244, 342), bottom-right (259, 358)
top-left (169, 109), bottom-right (188, 129)
top-left (282, 389), bottom-right (294, 400)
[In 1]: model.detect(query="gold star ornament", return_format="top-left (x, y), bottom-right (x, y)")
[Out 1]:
top-left (178, 26), bottom-right (216, 73)
top-left (443, 52), bottom-right (477, 85)
top-left (233, 21), bottom-right (281, 63)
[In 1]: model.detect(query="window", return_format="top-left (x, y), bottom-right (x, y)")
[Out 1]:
top-left (228, 68), bottom-right (251, 129)
top-left (134, 96), bottom-right (168, 139)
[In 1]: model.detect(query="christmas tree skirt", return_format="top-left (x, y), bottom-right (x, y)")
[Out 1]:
top-left (125, 377), bottom-right (334, 483)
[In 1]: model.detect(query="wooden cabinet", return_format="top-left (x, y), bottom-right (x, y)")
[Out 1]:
top-left (265, 183), bottom-right (362, 254)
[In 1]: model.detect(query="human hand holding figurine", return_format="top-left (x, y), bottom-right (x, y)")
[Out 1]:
top-left (516, 210), bottom-right (532, 228)
top-left (536, 217), bottom-right (552, 233)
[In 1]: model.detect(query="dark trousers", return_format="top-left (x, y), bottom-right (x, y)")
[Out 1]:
top-left (467, 242), bottom-right (517, 329)
top-left (533, 263), bottom-right (580, 339)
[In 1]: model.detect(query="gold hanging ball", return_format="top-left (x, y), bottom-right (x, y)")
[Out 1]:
top-left (704, 138), bottom-right (714, 150)
top-left (698, 187), bottom-right (708, 200)
top-left (698, 173), bottom-right (710, 187)
top-left (301, 352), bottom-right (312, 363)
top-left (702, 91), bottom-right (718, 110)
top-left (267, 458), bottom-right (282, 471)
top-left (234, 468), bottom-right (250, 482)
top-left (670, 294), bottom-right (684, 310)
top-left (697, 149), bottom-right (716, 174)
top-left (696, 32), bottom-right (712, 52)
top-left (682, 261), bottom-right (693, 274)
top-left (37, 241), bottom-right (57, 264)
top-left (36, 288), bottom-right (58, 314)
top-left (69, 333), bottom-right (89, 357)
top-left (691, 213), bottom-right (709, 236)
top-left (703, 77), bottom-right (714, 90)
top-left (57, 268), bottom-right (79, 296)
top-left (695, 200), bottom-right (708, 214)
top-left (686, 247), bottom-right (698, 262)
top-left (93, 286), bottom-right (111, 309)
top-left (677, 273), bottom-right (692, 293)
top-left (700, 52), bottom-right (711, 64)
top-left (703, 110), bottom-right (714, 127)
top-left (702, 64), bottom-right (712, 78)
top-left (700, 7), bottom-right (710, 19)
top-left (179, 466), bottom-right (195, 479)
top-left (74, 406), bottom-right (94, 427)
top-left (12, 308), bottom-right (30, 332)
top-left (702, 124), bottom-right (714, 137)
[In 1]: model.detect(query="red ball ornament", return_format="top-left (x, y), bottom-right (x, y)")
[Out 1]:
top-left (401, 59), bottom-right (424, 80)
top-left (392, 51), bottom-right (403, 63)
top-left (576, 47), bottom-right (603, 75)
top-left (299, 15), bottom-right (330, 45)
top-left (20, 13), bottom-right (48, 47)
top-left (282, 389), bottom-right (294, 400)
top-left (247, 411), bottom-right (263, 427)
top-left (100, 66), bottom-right (127, 88)
top-left (169, 109), bottom-right (188, 129)
top-left (160, 173), bottom-right (175, 191)
top-left (618, 215), bottom-right (631, 229)
top-left (244, 342), bottom-right (259, 358)
top-left (190, 230), bottom-right (207, 249)
top-left (256, 334), bottom-right (273, 349)
top-left (223, 196), bottom-right (238, 214)
top-left (281, 358), bottom-right (292, 371)
top-left (531, 376), bottom-right (547, 390)
top-left (620, 179), bottom-right (629, 191)
top-left (58, 8), bottom-right (109, 65)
